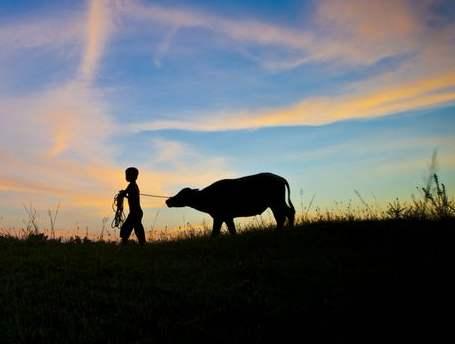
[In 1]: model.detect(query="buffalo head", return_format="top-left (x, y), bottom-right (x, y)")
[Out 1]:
top-left (166, 188), bottom-right (199, 208)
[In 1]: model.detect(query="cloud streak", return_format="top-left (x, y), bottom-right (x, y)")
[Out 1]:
top-left (122, 1), bottom-right (313, 50)
top-left (120, 0), bottom-right (314, 69)
top-left (119, 0), bottom-right (443, 69)
top-left (80, 0), bottom-right (114, 81)
top-left (0, 15), bottom-right (82, 52)
top-left (129, 71), bottom-right (455, 132)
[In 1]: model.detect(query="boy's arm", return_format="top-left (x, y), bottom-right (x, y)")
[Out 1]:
top-left (119, 185), bottom-right (131, 198)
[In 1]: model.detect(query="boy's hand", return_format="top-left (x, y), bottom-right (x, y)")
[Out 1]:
top-left (118, 190), bottom-right (126, 197)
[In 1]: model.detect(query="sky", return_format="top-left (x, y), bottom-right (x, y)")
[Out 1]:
top-left (1, 0), bottom-right (455, 235)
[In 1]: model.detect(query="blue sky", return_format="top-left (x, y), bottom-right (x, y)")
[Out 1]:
top-left (0, 0), bottom-right (454, 235)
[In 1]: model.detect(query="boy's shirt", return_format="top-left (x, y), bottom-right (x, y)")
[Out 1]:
top-left (125, 182), bottom-right (142, 214)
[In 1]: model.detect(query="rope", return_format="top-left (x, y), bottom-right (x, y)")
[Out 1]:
top-left (111, 192), bottom-right (126, 229)
top-left (140, 193), bottom-right (170, 199)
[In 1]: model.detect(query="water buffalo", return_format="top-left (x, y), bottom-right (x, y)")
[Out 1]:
top-left (166, 172), bottom-right (295, 236)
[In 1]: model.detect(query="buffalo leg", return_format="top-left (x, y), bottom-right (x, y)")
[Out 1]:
top-left (211, 218), bottom-right (223, 237)
top-left (271, 207), bottom-right (286, 230)
top-left (287, 206), bottom-right (296, 228)
top-left (225, 218), bottom-right (237, 235)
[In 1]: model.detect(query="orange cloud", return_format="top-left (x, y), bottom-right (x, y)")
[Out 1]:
top-left (0, 132), bottom-right (234, 221)
top-left (0, 176), bottom-right (67, 194)
top-left (46, 108), bottom-right (79, 157)
top-left (316, 0), bottom-right (421, 39)
top-left (312, 0), bottom-right (426, 63)
top-left (253, 72), bottom-right (455, 127)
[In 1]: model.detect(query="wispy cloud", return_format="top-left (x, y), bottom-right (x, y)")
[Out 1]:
top-left (129, 71), bottom-right (455, 132)
top-left (0, 14), bottom-right (83, 52)
top-left (146, 138), bottom-right (233, 183)
top-left (119, 0), bottom-right (314, 69)
top-left (121, 1), bottom-right (313, 50)
top-left (118, 0), bottom-right (445, 69)
top-left (80, 0), bottom-right (114, 81)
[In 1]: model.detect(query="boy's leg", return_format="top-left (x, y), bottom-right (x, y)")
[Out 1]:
top-left (133, 213), bottom-right (146, 245)
top-left (120, 215), bottom-right (134, 244)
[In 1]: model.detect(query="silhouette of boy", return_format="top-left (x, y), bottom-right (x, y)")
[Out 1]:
top-left (119, 167), bottom-right (146, 245)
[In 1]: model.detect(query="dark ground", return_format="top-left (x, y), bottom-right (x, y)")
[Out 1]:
top-left (0, 219), bottom-right (453, 343)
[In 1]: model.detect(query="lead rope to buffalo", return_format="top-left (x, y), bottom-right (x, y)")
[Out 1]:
top-left (140, 193), bottom-right (170, 199)
top-left (111, 192), bottom-right (170, 229)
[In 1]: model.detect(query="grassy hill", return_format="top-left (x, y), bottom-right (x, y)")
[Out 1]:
top-left (0, 218), bottom-right (453, 343)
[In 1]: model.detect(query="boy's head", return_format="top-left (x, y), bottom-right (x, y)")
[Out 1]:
top-left (125, 167), bottom-right (139, 182)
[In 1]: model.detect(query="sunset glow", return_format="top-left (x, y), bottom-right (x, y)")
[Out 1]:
top-left (1, 0), bottom-right (454, 234)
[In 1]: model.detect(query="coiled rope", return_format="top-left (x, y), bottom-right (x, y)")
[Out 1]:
top-left (111, 192), bottom-right (126, 229)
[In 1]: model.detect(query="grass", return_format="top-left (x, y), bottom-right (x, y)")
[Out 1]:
top-left (0, 218), bottom-right (454, 343)
top-left (0, 171), bottom-right (454, 343)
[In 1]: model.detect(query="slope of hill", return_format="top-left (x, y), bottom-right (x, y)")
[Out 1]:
top-left (0, 219), bottom-right (453, 343)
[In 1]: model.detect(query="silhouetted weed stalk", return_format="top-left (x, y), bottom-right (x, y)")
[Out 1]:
top-left (388, 172), bottom-right (455, 220)
top-left (22, 203), bottom-right (39, 236)
top-left (421, 173), bottom-right (455, 218)
top-left (298, 172), bottom-right (454, 224)
top-left (47, 202), bottom-right (60, 239)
